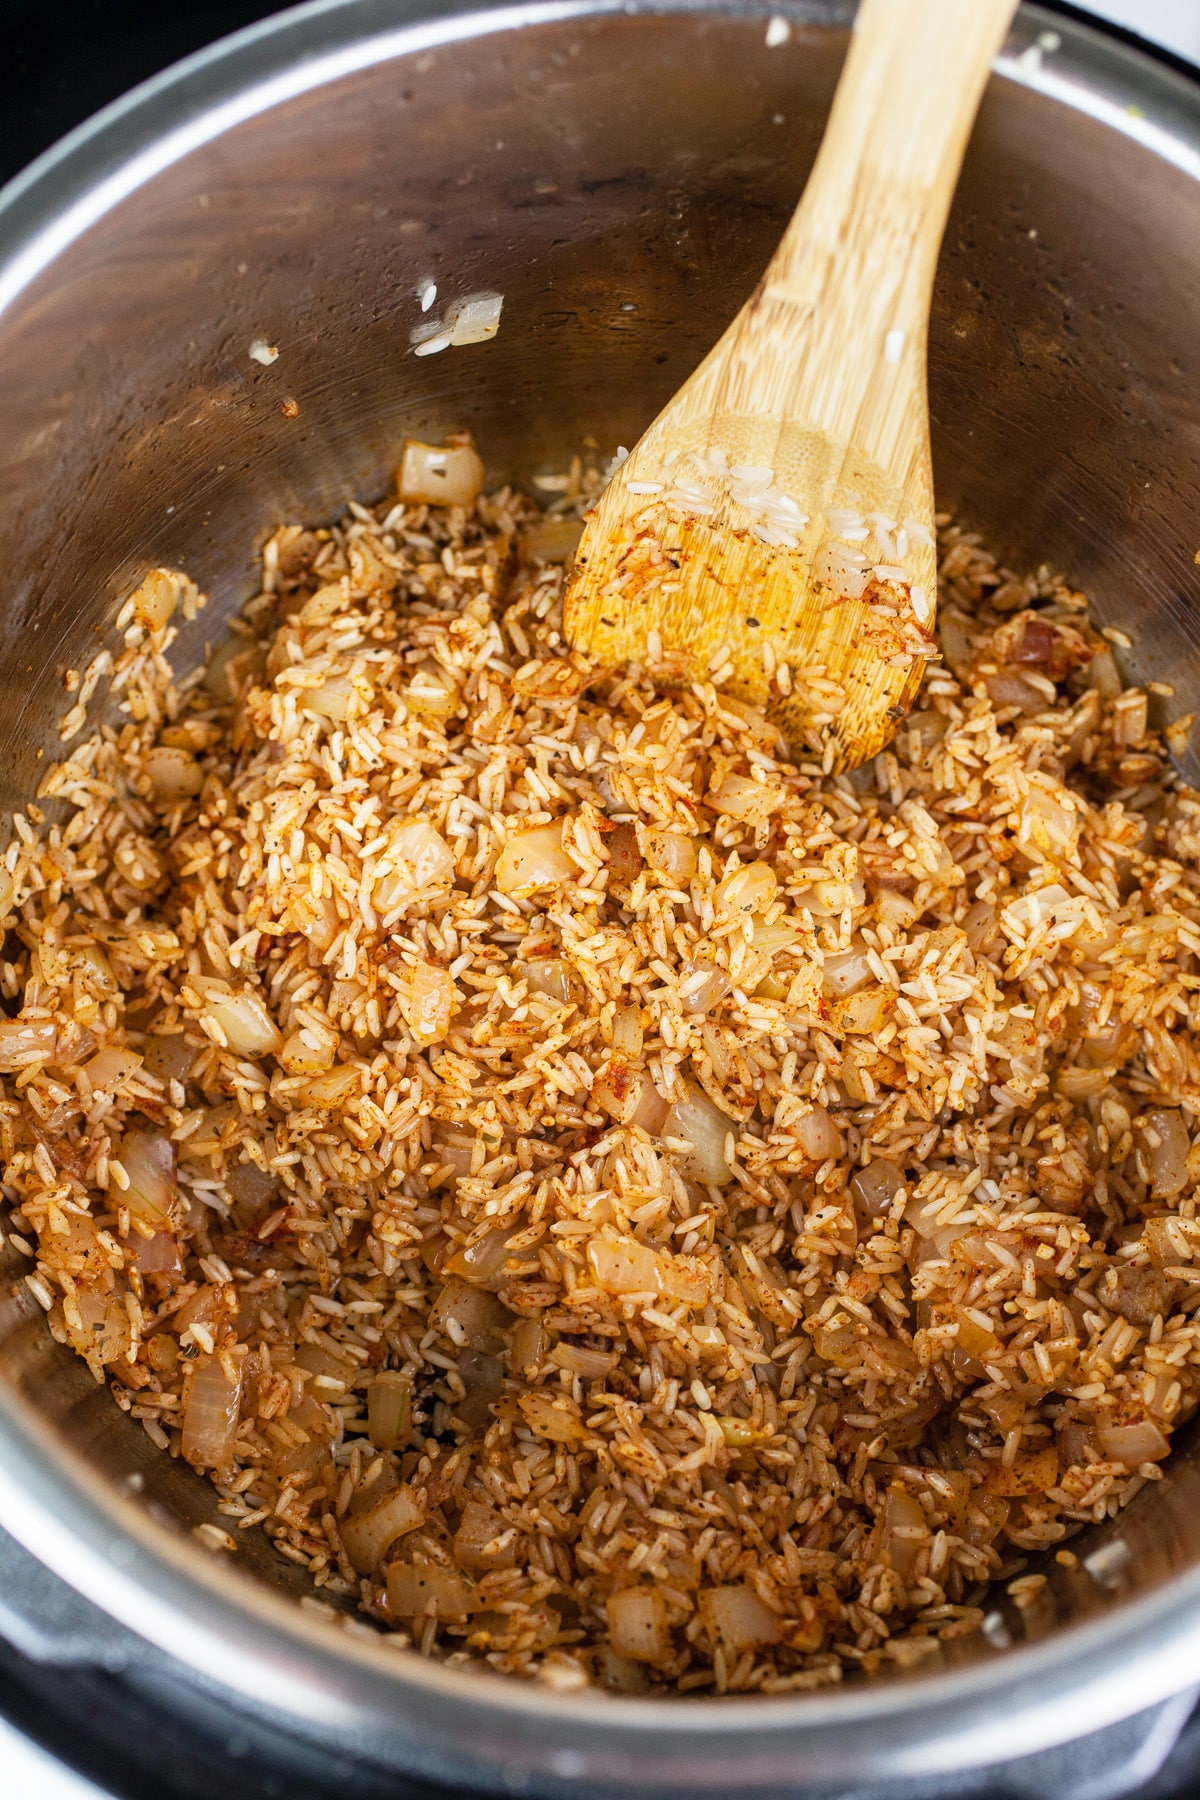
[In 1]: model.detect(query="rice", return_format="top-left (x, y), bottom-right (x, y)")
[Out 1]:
top-left (3, 446), bottom-right (1200, 1695)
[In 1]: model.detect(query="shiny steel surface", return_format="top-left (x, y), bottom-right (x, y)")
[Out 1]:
top-left (1, 2), bottom-right (1200, 1793)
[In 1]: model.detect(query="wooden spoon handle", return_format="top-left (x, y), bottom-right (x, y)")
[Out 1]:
top-left (764, 0), bottom-right (1017, 339)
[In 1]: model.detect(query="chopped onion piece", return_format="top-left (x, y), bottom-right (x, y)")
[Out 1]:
top-left (663, 1081), bottom-right (735, 1185)
top-left (127, 1228), bottom-right (183, 1275)
top-left (594, 1062), bottom-right (668, 1133)
top-left (296, 1064), bottom-right (362, 1107)
top-left (455, 1499), bottom-right (517, 1570)
top-left (398, 439), bottom-right (486, 506)
top-left (84, 1046), bottom-right (142, 1091)
top-left (715, 861), bottom-right (777, 923)
top-left (430, 1277), bottom-right (509, 1349)
top-left (387, 1558), bottom-right (477, 1620)
top-left (140, 1033), bottom-right (198, 1083)
top-left (129, 568), bottom-right (178, 630)
top-left (851, 1159), bottom-right (905, 1222)
top-left (445, 291), bottom-right (504, 346)
top-left (195, 981), bottom-right (282, 1057)
top-left (381, 820), bottom-right (454, 901)
top-left (709, 773), bottom-right (780, 825)
top-left (878, 1484), bottom-right (926, 1582)
top-left (508, 1317), bottom-right (546, 1374)
top-left (120, 1130), bottom-right (176, 1224)
top-left (699, 1584), bottom-right (779, 1654)
top-left (588, 1233), bottom-right (662, 1295)
top-left (145, 746), bottom-right (204, 800)
top-left (606, 1587), bottom-right (671, 1664)
top-left (1099, 1419), bottom-right (1171, 1465)
top-left (830, 985), bottom-right (892, 1035)
top-left (516, 958), bottom-right (574, 1003)
top-left (519, 517), bottom-right (584, 564)
top-left (1138, 1108), bottom-right (1190, 1198)
top-left (338, 1483), bottom-right (424, 1574)
top-left (679, 961), bottom-right (731, 1017)
top-left (642, 829), bottom-right (697, 882)
top-left (367, 1372), bottom-right (412, 1451)
top-left (822, 946), bottom-right (873, 996)
top-left (794, 1105), bottom-right (842, 1163)
top-left (495, 820), bottom-right (573, 894)
top-left (551, 1341), bottom-right (616, 1379)
top-left (182, 1356), bottom-right (243, 1470)
top-left (402, 961), bottom-right (457, 1046)
top-left (518, 1391), bottom-right (585, 1443)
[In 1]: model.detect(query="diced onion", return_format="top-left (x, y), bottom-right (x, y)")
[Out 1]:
top-left (140, 1033), bottom-right (198, 1084)
top-left (120, 1130), bottom-right (176, 1224)
top-left (338, 1483), bottom-right (424, 1574)
top-left (129, 569), bottom-right (179, 630)
top-left (430, 1277), bottom-right (509, 1349)
top-left (611, 1003), bottom-right (643, 1059)
top-left (606, 1587), bottom-right (671, 1664)
top-left (1017, 775), bottom-right (1080, 862)
top-left (851, 1158), bottom-right (905, 1222)
top-left (145, 746), bottom-right (204, 800)
top-left (455, 1499), bottom-right (518, 1570)
top-left (679, 961), bottom-right (731, 1017)
top-left (516, 959), bottom-right (574, 1003)
top-left (588, 1233), bottom-right (662, 1295)
top-left (445, 292), bottom-right (504, 346)
top-left (698, 1584), bottom-right (780, 1654)
top-left (306, 674), bottom-right (359, 722)
top-left (878, 1484), bottom-right (926, 1582)
top-left (126, 1229), bottom-right (183, 1275)
top-left (663, 1082), bottom-right (735, 1185)
top-left (606, 823), bottom-right (642, 885)
top-left (962, 900), bottom-right (998, 953)
top-left (1138, 1108), bottom-right (1190, 1199)
top-left (1085, 644), bottom-right (1123, 699)
top-left (367, 1372), bottom-right (412, 1451)
top-left (822, 946), bottom-right (873, 996)
top-left (402, 961), bottom-right (456, 1046)
top-left (377, 821), bottom-right (454, 908)
top-left (715, 861), bottom-right (777, 923)
top-left (830, 986), bottom-right (893, 1035)
top-left (387, 1558), bottom-right (477, 1620)
top-left (642, 829), bottom-right (697, 883)
top-left (195, 981), bottom-right (282, 1057)
top-left (84, 1046), bottom-right (142, 1091)
top-left (984, 670), bottom-right (1045, 713)
top-left (508, 1317), bottom-right (546, 1374)
top-left (1099, 1419), bottom-right (1171, 1465)
top-left (519, 517), bottom-right (584, 565)
top-left (551, 1341), bottom-right (617, 1379)
top-left (0, 1018), bottom-right (57, 1069)
top-left (495, 821), bottom-right (574, 894)
top-left (454, 1348), bottom-right (505, 1427)
top-left (518, 1391), bottom-right (585, 1443)
top-left (278, 1027), bottom-right (337, 1077)
top-left (709, 774), bottom-right (780, 825)
top-left (182, 1356), bottom-right (243, 1470)
top-left (594, 1062), bottom-right (668, 1132)
top-left (296, 1064), bottom-right (363, 1107)
top-left (446, 1226), bottom-right (520, 1288)
top-left (398, 439), bottom-right (486, 507)
top-left (795, 1105), bottom-right (843, 1163)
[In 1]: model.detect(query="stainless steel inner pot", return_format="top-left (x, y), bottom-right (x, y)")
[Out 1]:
top-left (2, 2), bottom-right (1200, 1794)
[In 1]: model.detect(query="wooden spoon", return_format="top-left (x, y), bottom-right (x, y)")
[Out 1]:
top-left (563, 0), bottom-right (1018, 770)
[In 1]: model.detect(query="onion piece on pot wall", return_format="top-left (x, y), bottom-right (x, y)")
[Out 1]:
top-left (397, 439), bottom-right (485, 507)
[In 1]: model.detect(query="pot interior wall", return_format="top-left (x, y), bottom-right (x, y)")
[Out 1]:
top-left (1, 0), bottom-right (1200, 1710)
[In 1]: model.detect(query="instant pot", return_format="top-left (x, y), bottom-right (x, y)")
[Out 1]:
top-left (4, 2), bottom-right (1200, 1795)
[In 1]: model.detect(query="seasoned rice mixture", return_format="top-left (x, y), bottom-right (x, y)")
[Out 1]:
top-left (4, 447), bottom-right (1200, 1695)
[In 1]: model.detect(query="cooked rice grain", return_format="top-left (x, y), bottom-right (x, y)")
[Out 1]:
top-left (4, 464), bottom-right (1200, 1694)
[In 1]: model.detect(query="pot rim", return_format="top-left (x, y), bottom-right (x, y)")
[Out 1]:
top-left (2, 0), bottom-right (1200, 1784)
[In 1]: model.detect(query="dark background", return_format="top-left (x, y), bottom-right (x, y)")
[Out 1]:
top-left (0, 0), bottom-right (284, 189)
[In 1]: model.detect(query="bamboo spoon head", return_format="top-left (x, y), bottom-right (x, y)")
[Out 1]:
top-left (563, 407), bottom-right (938, 773)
